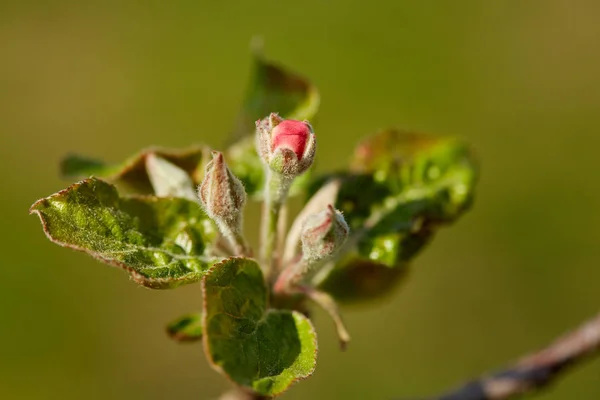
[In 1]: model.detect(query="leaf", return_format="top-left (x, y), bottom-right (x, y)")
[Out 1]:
top-left (61, 154), bottom-right (114, 177)
top-left (145, 154), bottom-right (197, 200)
top-left (315, 259), bottom-right (409, 304)
top-left (203, 258), bottom-right (317, 396)
top-left (166, 313), bottom-right (203, 342)
top-left (30, 178), bottom-right (221, 289)
top-left (306, 130), bottom-right (478, 302)
top-left (231, 45), bottom-right (320, 142)
top-left (60, 146), bottom-right (210, 196)
top-left (225, 137), bottom-right (264, 198)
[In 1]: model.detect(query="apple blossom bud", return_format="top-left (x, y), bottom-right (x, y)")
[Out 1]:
top-left (256, 113), bottom-right (316, 177)
top-left (301, 204), bottom-right (349, 264)
top-left (198, 151), bottom-right (246, 237)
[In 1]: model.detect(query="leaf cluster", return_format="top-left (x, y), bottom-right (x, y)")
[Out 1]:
top-left (30, 46), bottom-right (477, 397)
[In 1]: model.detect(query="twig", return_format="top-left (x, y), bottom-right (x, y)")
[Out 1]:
top-left (427, 312), bottom-right (600, 400)
top-left (297, 284), bottom-right (351, 350)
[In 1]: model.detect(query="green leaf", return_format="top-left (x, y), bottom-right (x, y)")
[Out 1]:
top-left (316, 259), bottom-right (409, 304)
top-left (231, 45), bottom-right (320, 142)
top-left (61, 154), bottom-right (113, 177)
top-left (30, 178), bottom-right (221, 289)
top-left (145, 154), bottom-right (197, 200)
top-left (203, 258), bottom-right (317, 396)
top-left (225, 137), bottom-right (265, 198)
top-left (60, 146), bottom-right (210, 196)
top-left (166, 313), bottom-right (203, 342)
top-left (307, 130), bottom-right (478, 302)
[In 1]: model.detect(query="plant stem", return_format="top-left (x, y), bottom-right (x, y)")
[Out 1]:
top-left (296, 284), bottom-right (351, 350)
top-left (273, 256), bottom-right (351, 350)
top-left (276, 203), bottom-right (288, 267)
top-left (219, 223), bottom-right (251, 257)
top-left (260, 169), bottom-right (293, 279)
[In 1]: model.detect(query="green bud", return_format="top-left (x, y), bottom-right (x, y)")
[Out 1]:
top-left (301, 204), bottom-right (349, 264)
top-left (198, 151), bottom-right (247, 253)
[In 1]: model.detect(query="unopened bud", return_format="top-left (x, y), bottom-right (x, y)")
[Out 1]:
top-left (301, 205), bottom-right (349, 264)
top-left (256, 113), bottom-right (316, 177)
top-left (198, 151), bottom-right (246, 232)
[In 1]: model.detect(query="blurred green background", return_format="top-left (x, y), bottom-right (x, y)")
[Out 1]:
top-left (2, 1), bottom-right (599, 399)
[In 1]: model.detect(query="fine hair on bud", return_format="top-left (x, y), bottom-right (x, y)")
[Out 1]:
top-left (255, 113), bottom-right (316, 177)
top-left (198, 151), bottom-right (247, 229)
top-left (301, 204), bottom-right (349, 264)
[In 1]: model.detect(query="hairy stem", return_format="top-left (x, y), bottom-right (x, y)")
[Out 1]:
top-left (274, 257), bottom-right (350, 350)
top-left (297, 284), bottom-right (351, 350)
top-left (260, 169), bottom-right (293, 279)
top-left (276, 203), bottom-right (288, 268)
top-left (426, 311), bottom-right (600, 400)
top-left (219, 223), bottom-right (251, 257)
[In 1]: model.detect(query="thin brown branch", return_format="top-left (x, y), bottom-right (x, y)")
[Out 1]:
top-left (427, 312), bottom-right (600, 400)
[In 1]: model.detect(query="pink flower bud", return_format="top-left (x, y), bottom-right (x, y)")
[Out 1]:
top-left (256, 113), bottom-right (316, 177)
top-left (271, 120), bottom-right (310, 159)
top-left (301, 204), bottom-right (349, 263)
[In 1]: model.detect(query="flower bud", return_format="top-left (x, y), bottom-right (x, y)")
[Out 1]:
top-left (301, 205), bottom-right (349, 264)
top-left (198, 151), bottom-right (246, 230)
top-left (256, 113), bottom-right (316, 177)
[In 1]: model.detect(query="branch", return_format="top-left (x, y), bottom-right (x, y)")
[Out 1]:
top-left (428, 312), bottom-right (600, 400)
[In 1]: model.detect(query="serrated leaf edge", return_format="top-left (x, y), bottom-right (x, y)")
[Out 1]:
top-left (201, 257), bottom-right (318, 397)
top-left (29, 178), bottom-right (212, 289)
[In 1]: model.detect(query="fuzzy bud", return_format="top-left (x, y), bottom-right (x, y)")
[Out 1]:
top-left (301, 205), bottom-right (349, 264)
top-left (198, 151), bottom-right (246, 232)
top-left (256, 113), bottom-right (316, 177)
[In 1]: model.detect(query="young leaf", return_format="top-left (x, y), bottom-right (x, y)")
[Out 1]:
top-left (166, 313), bottom-right (203, 342)
top-left (30, 178), bottom-right (221, 289)
top-left (61, 153), bottom-right (113, 177)
top-left (145, 154), bottom-right (197, 200)
top-left (231, 46), bottom-right (320, 142)
top-left (315, 259), bottom-right (409, 303)
top-left (61, 146), bottom-right (210, 196)
top-left (203, 258), bottom-right (317, 396)
top-left (305, 130), bottom-right (478, 302)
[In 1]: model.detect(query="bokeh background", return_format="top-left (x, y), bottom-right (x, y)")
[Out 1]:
top-left (2, 1), bottom-right (599, 399)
